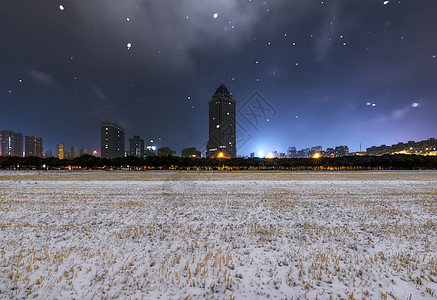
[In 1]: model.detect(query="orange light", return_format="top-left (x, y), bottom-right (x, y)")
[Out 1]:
top-left (312, 152), bottom-right (321, 159)
top-left (218, 152), bottom-right (224, 158)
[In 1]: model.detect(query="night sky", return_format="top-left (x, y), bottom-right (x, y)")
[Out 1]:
top-left (1, 0), bottom-right (437, 156)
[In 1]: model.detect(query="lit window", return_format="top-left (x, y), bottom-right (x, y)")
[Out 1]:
top-left (216, 125), bottom-right (220, 128)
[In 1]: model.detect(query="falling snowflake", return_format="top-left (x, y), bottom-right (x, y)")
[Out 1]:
top-left (213, 13), bottom-right (218, 19)
top-left (126, 17), bottom-right (130, 22)
top-left (412, 103), bottom-right (419, 108)
top-left (383, 1), bottom-right (389, 5)
top-left (127, 42), bottom-right (132, 49)
top-left (59, 5), bottom-right (64, 10)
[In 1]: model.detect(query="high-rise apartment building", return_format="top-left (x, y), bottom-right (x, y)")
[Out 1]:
top-left (70, 146), bottom-right (79, 159)
top-left (57, 144), bottom-right (64, 159)
top-left (334, 146), bottom-right (349, 157)
top-left (101, 122), bottom-right (125, 159)
top-left (0, 130), bottom-right (23, 157)
top-left (25, 136), bottom-right (44, 157)
top-left (206, 84), bottom-right (236, 158)
top-left (128, 136), bottom-right (144, 158)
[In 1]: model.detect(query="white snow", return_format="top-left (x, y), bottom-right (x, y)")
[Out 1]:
top-left (0, 171), bottom-right (436, 299)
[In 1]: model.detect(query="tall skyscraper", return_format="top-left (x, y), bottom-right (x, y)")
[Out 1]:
top-left (0, 130), bottom-right (23, 157)
top-left (57, 144), bottom-right (64, 159)
top-left (206, 84), bottom-right (237, 158)
top-left (101, 122), bottom-right (125, 159)
top-left (128, 136), bottom-right (144, 158)
top-left (70, 146), bottom-right (79, 158)
top-left (25, 136), bottom-right (44, 157)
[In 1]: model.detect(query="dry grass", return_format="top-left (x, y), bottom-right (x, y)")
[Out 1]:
top-left (1, 169), bottom-right (437, 182)
top-left (0, 170), bottom-right (436, 299)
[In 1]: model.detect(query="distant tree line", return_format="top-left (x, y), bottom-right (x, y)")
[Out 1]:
top-left (1, 154), bottom-right (437, 170)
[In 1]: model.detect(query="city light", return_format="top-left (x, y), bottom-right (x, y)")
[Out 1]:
top-left (257, 151), bottom-right (264, 158)
top-left (312, 152), bottom-right (321, 159)
top-left (266, 152), bottom-right (274, 159)
top-left (218, 152), bottom-right (224, 158)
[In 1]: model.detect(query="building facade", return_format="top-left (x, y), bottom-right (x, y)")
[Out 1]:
top-left (70, 146), bottom-right (79, 159)
top-left (129, 136), bottom-right (145, 158)
top-left (181, 147), bottom-right (201, 158)
top-left (0, 130), bottom-right (23, 157)
top-left (57, 144), bottom-right (64, 159)
top-left (101, 122), bottom-right (125, 159)
top-left (158, 147), bottom-right (176, 157)
top-left (79, 148), bottom-right (88, 156)
top-left (25, 136), bottom-right (44, 157)
top-left (206, 84), bottom-right (237, 158)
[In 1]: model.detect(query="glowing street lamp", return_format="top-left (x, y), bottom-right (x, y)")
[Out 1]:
top-left (218, 152), bottom-right (224, 158)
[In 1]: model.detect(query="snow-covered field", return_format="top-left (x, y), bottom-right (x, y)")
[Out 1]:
top-left (0, 170), bottom-right (436, 299)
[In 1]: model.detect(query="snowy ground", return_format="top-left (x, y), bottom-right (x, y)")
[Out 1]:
top-left (0, 170), bottom-right (436, 299)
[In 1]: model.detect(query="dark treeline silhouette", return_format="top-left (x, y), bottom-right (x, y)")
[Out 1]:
top-left (1, 154), bottom-right (437, 170)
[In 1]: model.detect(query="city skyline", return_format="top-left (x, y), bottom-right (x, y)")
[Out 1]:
top-left (1, 1), bottom-right (437, 155)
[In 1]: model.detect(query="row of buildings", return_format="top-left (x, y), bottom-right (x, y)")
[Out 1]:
top-left (0, 130), bottom-right (44, 157)
top-left (287, 145), bottom-right (349, 158)
top-left (0, 129), bottom-right (90, 159)
top-left (101, 122), bottom-right (201, 159)
top-left (2, 85), bottom-right (436, 159)
top-left (55, 144), bottom-right (89, 160)
top-left (366, 138), bottom-right (437, 156)
top-left (99, 84), bottom-right (236, 159)
top-left (248, 145), bottom-right (349, 159)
